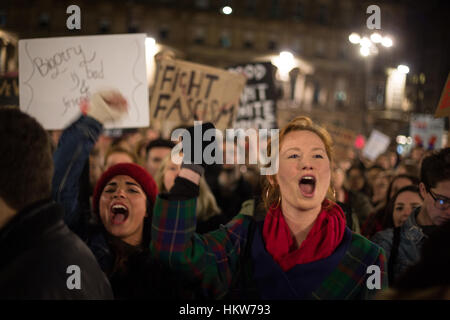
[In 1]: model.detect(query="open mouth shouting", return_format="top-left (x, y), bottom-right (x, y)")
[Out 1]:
top-left (110, 203), bottom-right (129, 225)
top-left (299, 175), bottom-right (316, 198)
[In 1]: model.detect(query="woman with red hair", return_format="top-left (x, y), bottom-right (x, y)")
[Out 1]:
top-left (151, 117), bottom-right (388, 299)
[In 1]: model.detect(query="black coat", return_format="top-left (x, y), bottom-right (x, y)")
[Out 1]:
top-left (0, 200), bottom-right (113, 299)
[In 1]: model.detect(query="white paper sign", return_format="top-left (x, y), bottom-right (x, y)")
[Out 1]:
top-left (363, 129), bottom-right (391, 161)
top-left (410, 113), bottom-right (445, 150)
top-left (19, 34), bottom-right (149, 130)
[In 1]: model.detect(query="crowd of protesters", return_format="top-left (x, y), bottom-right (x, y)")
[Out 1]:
top-left (0, 89), bottom-right (449, 300)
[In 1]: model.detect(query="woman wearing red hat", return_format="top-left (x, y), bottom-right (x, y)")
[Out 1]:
top-left (52, 91), bottom-right (184, 299)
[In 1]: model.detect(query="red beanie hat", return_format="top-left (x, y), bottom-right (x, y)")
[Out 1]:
top-left (92, 163), bottom-right (158, 213)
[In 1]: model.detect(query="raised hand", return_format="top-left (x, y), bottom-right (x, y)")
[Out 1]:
top-left (85, 90), bottom-right (128, 124)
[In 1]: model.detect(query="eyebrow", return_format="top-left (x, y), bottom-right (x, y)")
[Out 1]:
top-left (105, 181), bottom-right (141, 188)
top-left (282, 147), bottom-right (326, 153)
top-left (433, 192), bottom-right (450, 201)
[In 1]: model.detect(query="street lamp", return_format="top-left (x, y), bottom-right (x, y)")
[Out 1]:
top-left (348, 31), bottom-right (395, 135)
top-left (370, 32), bottom-right (382, 43)
top-left (397, 64), bottom-right (410, 74)
top-left (273, 51), bottom-right (296, 81)
top-left (349, 33), bottom-right (361, 44)
top-left (348, 32), bottom-right (393, 57)
top-left (381, 36), bottom-right (393, 48)
top-left (221, 6), bottom-right (232, 15)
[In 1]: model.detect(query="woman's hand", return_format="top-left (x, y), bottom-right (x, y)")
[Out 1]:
top-left (85, 90), bottom-right (128, 124)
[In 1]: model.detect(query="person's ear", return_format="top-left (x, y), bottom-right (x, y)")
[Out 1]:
top-left (267, 175), bottom-right (277, 187)
top-left (419, 182), bottom-right (427, 199)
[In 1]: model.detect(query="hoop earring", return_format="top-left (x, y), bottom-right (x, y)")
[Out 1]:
top-left (276, 196), bottom-right (281, 208)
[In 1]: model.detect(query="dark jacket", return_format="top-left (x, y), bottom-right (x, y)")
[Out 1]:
top-left (371, 207), bottom-right (427, 285)
top-left (0, 200), bottom-right (113, 299)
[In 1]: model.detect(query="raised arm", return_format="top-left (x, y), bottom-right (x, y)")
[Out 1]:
top-left (52, 90), bottom-right (127, 230)
top-left (150, 123), bottom-right (253, 299)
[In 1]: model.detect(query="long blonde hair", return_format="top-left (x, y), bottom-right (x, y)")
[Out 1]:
top-left (155, 155), bottom-right (221, 221)
top-left (262, 116), bottom-right (335, 211)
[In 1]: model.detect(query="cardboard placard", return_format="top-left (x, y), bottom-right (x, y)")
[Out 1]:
top-left (324, 123), bottom-right (357, 160)
top-left (19, 34), bottom-right (149, 130)
top-left (227, 62), bottom-right (277, 129)
top-left (149, 57), bottom-right (246, 131)
top-left (325, 123), bottom-right (357, 149)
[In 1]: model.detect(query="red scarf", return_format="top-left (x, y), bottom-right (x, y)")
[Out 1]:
top-left (262, 200), bottom-right (346, 272)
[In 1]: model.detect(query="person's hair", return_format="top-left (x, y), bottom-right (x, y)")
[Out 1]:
top-left (156, 156), bottom-right (221, 221)
top-left (367, 165), bottom-right (384, 173)
top-left (134, 138), bottom-right (148, 164)
top-left (382, 185), bottom-right (422, 229)
top-left (345, 164), bottom-right (373, 196)
top-left (346, 164), bottom-right (366, 178)
top-left (0, 108), bottom-right (53, 211)
top-left (262, 116), bottom-right (335, 211)
top-left (104, 146), bottom-right (138, 166)
top-left (385, 174), bottom-right (419, 204)
top-left (420, 148), bottom-right (450, 190)
top-left (395, 159), bottom-right (419, 177)
top-left (145, 139), bottom-right (175, 159)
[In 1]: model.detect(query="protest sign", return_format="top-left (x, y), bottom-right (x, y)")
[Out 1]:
top-left (227, 62), bottom-right (277, 130)
top-left (149, 57), bottom-right (246, 131)
top-left (324, 123), bottom-right (357, 160)
top-left (363, 129), bottom-right (391, 161)
top-left (19, 34), bottom-right (148, 130)
top-left (0, 74), bottom-right (19, 108)
top-left (410, 113), bottom-right (445, 150)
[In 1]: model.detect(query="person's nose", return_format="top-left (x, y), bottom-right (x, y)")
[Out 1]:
top-left (112, 188), bottom-right (126, 199)
top-left (300, 157), bottom-right (313, 170)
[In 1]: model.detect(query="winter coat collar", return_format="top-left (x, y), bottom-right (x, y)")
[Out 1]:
top-left (403, 207), bottom-right (426, 244)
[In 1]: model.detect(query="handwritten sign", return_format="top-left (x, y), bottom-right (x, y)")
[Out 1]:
top-left (19, 34), bottom-right (149, 130)
top-left (149, 57), bottom-right (246, 130)
top-left (227, 62), bottom-right (277, 130)
top-left (410, 113), bottom-right (445, 150)
top-left (363, 129), bottom-right (391, 161)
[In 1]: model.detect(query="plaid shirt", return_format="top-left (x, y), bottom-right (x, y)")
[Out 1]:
top-left (151, 196), bottom-right (388, 299)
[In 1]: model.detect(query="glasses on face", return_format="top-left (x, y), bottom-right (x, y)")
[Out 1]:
top-left (428, 189), bottom-right (450, 210)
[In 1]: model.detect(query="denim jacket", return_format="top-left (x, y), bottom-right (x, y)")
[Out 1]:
top-left (52, 115), bottom-right (114, 271)
top-left (371, 207), bottom-right (425, 284)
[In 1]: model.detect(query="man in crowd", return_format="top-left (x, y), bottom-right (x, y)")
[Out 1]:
top-left (0, 108), bottom-right (113, 299)
top-left (145, 139), bottom-right (175, 176)
top-left (372, 148), bottom-right (450, 285)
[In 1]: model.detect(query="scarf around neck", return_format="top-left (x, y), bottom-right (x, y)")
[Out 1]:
top-left (262, 199), bottom-right (346, 272)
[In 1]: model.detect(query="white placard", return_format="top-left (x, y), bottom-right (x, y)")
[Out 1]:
top-left (19, 34), bottom-right (149, 130)
top-left (410, 113), bottom-right (445, 150)
top-left (362, 129), bottom-right (391, 161)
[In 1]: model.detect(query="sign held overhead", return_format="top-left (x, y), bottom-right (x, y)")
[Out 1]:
top-left (19, 33), bottom-right (149, 130)
top-left (150, 57), bottom-right (246, 130)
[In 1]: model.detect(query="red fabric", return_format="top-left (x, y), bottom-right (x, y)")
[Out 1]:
top-left (92, 163), bottom-right (158, 213)
top-left (262, 199), bottom-right (346, 272)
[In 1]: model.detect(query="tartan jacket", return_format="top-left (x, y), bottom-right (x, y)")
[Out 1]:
top-left (151, 197), bottom-right (388, 300)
